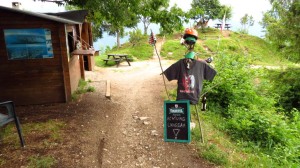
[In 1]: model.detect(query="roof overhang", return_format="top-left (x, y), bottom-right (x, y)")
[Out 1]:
top-left (0, 5), bottom-right (81, 24)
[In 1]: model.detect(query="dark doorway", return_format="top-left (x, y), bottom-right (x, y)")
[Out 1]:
top-left (83, 55), bottom-right (88, 70)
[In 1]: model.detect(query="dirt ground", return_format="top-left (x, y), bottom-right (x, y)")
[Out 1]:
top-left (0, 41), bottom-right (216, 168)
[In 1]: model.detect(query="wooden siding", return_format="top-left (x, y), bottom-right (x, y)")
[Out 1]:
top-left (69, 55), bottom-right (81, 93)
top-left (0, 9), bottom-right (72, 105)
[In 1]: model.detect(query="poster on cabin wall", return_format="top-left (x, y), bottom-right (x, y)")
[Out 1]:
top-left (4, 28), bottom-right (54, 60)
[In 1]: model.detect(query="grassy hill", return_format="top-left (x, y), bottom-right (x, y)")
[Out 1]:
top-left (160, 28), bottom-right (291, 66)
top-left (96, 28), bottom-right (293, 67)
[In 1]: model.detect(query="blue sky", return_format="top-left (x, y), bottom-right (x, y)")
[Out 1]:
top-left (1, 0), bottom-right (272, 49)
top-left (170, 0), bottom-right (272, 37)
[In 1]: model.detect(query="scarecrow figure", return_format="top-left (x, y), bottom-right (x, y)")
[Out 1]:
top-left (163, 28), bottom-right (217, 105)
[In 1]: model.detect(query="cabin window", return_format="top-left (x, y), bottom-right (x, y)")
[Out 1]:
top-left (4, 28), bottom-right (54, 60)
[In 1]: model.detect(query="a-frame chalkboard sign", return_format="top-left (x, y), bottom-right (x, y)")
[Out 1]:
top-left (164, 100), bottom-right (191, 143)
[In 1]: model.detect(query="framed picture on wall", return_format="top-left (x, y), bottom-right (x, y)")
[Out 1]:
top-left (4, 28), bottom-right (54, 60)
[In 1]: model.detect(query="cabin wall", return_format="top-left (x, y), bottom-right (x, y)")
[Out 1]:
top-left (69, 55), bottom-right (81, 93)
top-left (0, 10), bottom-right (73, 105)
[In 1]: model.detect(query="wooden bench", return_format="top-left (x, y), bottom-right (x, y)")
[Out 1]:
top-left (103, 58), bottom-right (121, 67)
top-left (225, 26), bottom-right (231, 30)
top-left (103, 54), bottom-right (132, 67)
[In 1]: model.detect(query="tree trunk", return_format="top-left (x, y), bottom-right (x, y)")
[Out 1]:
top-left (142, 17), bottom-right (150, 35)
top-left (117, 31), bottom-right (120, 48)
top-left (194, 18), bottom-right (209, 30)
top-left (144, 23), bottom-right (147, 36)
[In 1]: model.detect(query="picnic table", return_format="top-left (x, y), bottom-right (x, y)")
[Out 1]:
top-left (103, 54), bottom-right (131, 67)
top-left (214, 23), bottom-right (231, 30)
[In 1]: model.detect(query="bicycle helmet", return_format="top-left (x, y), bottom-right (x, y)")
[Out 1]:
top-left (183, 28), bottom-right (198, 40)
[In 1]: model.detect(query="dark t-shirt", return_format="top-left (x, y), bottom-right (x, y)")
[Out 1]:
top-left (163, 59), bottom-right (217, 104)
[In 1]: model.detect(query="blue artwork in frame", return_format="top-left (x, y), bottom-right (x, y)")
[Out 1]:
top-left (4, 28), bottom-right (54, 60)
top-left (164, 100), bottom-right (191, 143)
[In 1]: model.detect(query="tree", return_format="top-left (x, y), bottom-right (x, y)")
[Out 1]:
top-left (37, 0), bottom-right (140, 48)
top-left (153, 5), bottom-right (187, 35)
top-left (261, 0), bottom-right (300, 62)
top-left (218, 5), bottom-right (232, 23)
top-left (97, 0), bottom-right (141, 48)
top-left (188, 0), bottom-right (231, 29)
top-left (138, 0), bottom-right (169, 35)
top-left (36, 0), bottom-right (187, 44)
top-left (240, 14), bottom-right (254, 34)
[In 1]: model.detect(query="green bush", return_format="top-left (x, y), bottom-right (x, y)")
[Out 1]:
top-left (267, 68), bottom-right (300, 115)
top-left (128, 29), bottom-right (143, 47)
top-left (204, 53), bottom-right (300, 165)
top-left (205, 53), bottom-right (258, 117)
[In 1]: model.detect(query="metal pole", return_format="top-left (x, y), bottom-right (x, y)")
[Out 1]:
top-left (195, 105), bottom-right (204, 143)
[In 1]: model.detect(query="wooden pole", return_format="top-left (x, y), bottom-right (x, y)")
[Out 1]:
top-left (195, 105), bottom-right (204, 143)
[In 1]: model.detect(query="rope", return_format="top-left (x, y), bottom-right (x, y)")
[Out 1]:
top-left (68, 34), bottom-right (93, 49)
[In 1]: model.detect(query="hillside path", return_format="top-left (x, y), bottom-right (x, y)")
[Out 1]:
top-left (81, 39), bottom-right (216, 167)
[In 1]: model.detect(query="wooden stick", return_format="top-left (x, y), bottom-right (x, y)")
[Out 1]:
top-left (105, 80), bottom-right (111, 99)
top-left (195, 105), bottom-right (204, 143)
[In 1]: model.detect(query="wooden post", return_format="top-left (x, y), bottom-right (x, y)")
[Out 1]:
top-left (105, 80), bottom-right (111, 99)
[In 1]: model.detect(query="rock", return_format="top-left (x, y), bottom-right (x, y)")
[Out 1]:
top-left (137, 156), bottom-right (144, 163)
top-left (190, 122), bottom-right (196, 130)
top-left (151, 130), bottom-right (158, 136)
top-left (139, 117), bottom-right (149, 120)
top-left (143, 121), bottom-right (150, 125)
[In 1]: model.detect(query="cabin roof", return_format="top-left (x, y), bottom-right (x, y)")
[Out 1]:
top-left (45, 10), bottom-right (88, 23)
top-left (0, 5), bottom-right (82, 24)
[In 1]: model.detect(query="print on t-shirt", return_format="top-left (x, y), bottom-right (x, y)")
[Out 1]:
top-left (181, 74), bottom-right (195, 94)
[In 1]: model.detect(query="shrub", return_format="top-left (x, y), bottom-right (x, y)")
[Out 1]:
top-left (204, 53), bottom-right (300, 165)
top-left (267, 68), bottom-right (300, 115)
top-left (128, 29), bottom-right (143, 47)
top-left (205, 53), bottom-right (258, 117)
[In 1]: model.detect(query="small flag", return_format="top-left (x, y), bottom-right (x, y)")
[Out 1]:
top-left (149, 30), bottom-right (156, 45)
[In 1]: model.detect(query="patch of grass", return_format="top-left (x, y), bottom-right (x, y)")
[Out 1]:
top-left (108, 36), bottom-right (153, 61)
top-left (1, 120), bottom-right (65, 147)
top-left (28, 155), bottom-right (57, 168)
top-left (198, 143), bottom-right (229, 166)
top-left (160, 40), bottom-right (205, 60)
top-left (86, 86), bottom-right (95, 92)
top-left (72, 79), bottom-right (95, 101)
top-left (0, 158), bottom-right (5, 166)
top-left (203, 32), bottom-right (291, 66)
top-left (95, 55), bottom-right (116, 67)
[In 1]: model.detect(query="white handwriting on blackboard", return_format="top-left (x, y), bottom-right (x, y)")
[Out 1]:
top-left (167, 116), bottom-right (186, 121)
top-left (168, 123), bottom-right (186, 128)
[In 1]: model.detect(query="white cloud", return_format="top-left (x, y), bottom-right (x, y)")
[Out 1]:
top-left (220, 0), bottom-right (271, 21)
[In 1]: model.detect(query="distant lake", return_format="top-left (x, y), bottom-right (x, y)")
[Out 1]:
top-left (93, 20), bottom-right (266, 52)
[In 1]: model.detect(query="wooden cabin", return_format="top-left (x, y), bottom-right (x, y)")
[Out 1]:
top-left (0, 6), bottom-right (95, 105)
